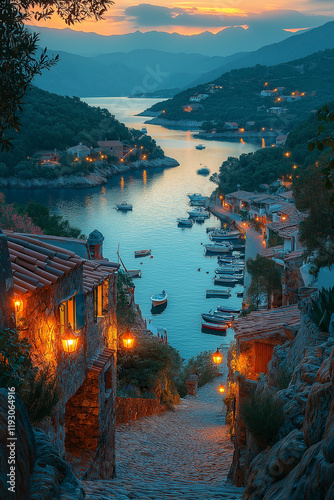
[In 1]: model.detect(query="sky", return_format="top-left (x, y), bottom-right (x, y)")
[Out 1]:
top-left (30, 0), bottom-right (334, 36)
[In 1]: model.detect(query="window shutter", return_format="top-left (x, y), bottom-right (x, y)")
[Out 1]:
top-left (75, 292), bottom-right (86, 330)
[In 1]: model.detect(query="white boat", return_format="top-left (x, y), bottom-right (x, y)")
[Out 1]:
top-left (195, 144), bottom-right (206, 150)
top-left (205, 243), bottom-right (231, 254)
top-left (214, 275), bottom-right (243, 286)
top-left (215, 267), bottom-right (244, 275)
top-left (177, 218), bottom-right (193, 227)
top-left (187, 207), bottom-right (210, 218)
top-left (135, 249), bottom-right (151, 257)
top-left (151, 290), bottom-right (168, 307)
top-left (210, 230), bottom-right (240, 241)
top-left (201, 321), bottom-right (228, 334)
top-left (188, 193), bottom-right (205, 202)
top-left (116, 202), bottom-right (133, 211)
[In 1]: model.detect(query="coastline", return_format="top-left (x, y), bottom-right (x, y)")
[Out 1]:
top-left (144, 117), bottom-right (203, 130)
top-left (0, 156), bottom-right (179, 190)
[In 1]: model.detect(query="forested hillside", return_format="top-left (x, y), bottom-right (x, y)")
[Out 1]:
top-left (147, 49), bottom-right (334, 131)
top-left (217, 104), bottom-right (334, 194)
top-left (0, 87), bottom-right (163, 179)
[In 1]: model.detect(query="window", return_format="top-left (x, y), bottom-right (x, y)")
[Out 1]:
top-left (93, 280), bottom-right (109, 322)
top-left (59, 293), bottom-right (85, 334)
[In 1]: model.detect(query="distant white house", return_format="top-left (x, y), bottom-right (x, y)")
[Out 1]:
top-left (261, 90), bottom-right (278, 98)
top-left (189, 94), bottom-right (209, 102)
top-left (268, 107), bottom-right (283, 115)
top-left (66, 142), bottom-right (90, 158)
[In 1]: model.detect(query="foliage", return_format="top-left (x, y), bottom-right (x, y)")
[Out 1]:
top-left (246, 255), bottom-right (282, 309)
top-left (268, 229), bottom-right (284, 248)
top-left (116, 385), bottom-right (156, 399)
top-left (177, 350), bottom-right (221, 397)
top-left (0, 192), bottom-right (42, 233)
top-left (20, 366), bottom-right (60, 424)
top-left (117, 336), bottom-right (183, 406)
top-left (0, 328), bottom-right (59, 423)
top-left (17, 200), bottom-right (82, 238)
top-left (0, 0), bottom-right (113, 150)
top-left (116, 270), bottom-right (136, 328)
top-left (240, 391), bottom-right (284, 446)
top-left (309, 286), bottom-right (334, 332)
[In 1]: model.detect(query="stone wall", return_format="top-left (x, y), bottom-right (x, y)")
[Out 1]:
top-left (0, 234), bottom-right (15, 330)
top-left (116, 397), bottom-right (166, 424)
top-left (235, 302), bottom-right (334, 498)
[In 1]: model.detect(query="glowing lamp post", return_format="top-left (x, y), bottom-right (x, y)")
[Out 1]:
top-left (213, 348), bottom-right (223, 365)
top-left (14, 298), bottom-right (23, 313)
top-left (122, 331), bottom-right (135, 349)
top-left (61, 324), bottom-right (80, 353)
top-left (218, 385), bottom-right (225, 394)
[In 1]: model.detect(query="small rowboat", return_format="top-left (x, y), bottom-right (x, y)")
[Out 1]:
top-left (216, 305), bottom-right (241, 314)
top-left (127, 270), bottom-right (142, 278)
top-left (135, 249), bottom-right (151, 258)
top-left (116, 202), bottom-right (133, 211)
top-left (177, 218), bottom-right (193, 227)
top-left (201, 321), bottom-right (228, 333)
top-left (151, 290), bottom-right (168, 307)
top-left (201, 313), bottom-right (232, 324)
top-left (206, 289), bottom-right (231, 298)
top-left (205, 244), bottom-right (232, 254)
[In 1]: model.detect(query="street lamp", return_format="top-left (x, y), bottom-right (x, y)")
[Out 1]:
top-left (218, 385), bottom-right (225, 394)
top-left (122, 331), bottom-right (135, 349)
top-left (213, 348), bottom-right (223, 365)
top-left (61, 324), bottom-right (80, 353)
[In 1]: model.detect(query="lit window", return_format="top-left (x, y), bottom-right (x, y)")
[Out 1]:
top-left (59, 293), bottom-right (85, 334)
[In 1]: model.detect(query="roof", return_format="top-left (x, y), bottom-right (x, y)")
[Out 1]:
top-left (97, 141), bottom-right (123, 148)
top-left (4, 231), bottom-right (118, 296)
top-left (260, 245), bottom-right (284, 258)
top-left (233, 304), bottom-right (300, 342)
top-left (67, 144), bottom-right (90, 152)
top-left (284, 249), bottom-right (305, 261)
top-left (278, 191), bottom-right (294, 200)
top-left (88, 347), bottom-right (115, 373)
top-left (277, 225), bottom-right (299, 238)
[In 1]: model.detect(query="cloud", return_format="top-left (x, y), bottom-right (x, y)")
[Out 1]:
top-left (124, 4), bottom-right (333, 29)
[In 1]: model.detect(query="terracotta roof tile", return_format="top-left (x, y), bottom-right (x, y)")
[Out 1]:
top-left (88, 347), bottom-right (115, 373)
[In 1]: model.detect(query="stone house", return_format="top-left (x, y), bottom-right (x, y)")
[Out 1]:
top-left (1, 229), bottom-right (120, 477)
top-left (97, 140), bottom-right (124, 159)
top-left (66, 142), bottom-right (91, 159)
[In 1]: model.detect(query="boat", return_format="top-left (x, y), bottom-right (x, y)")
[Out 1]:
top-left (231, 244), bottom-right (246, 252)
top-left (215, 267), bottom-right (244, 275)
top-left (204, 243), bottom-right (232, 254)
top-left (190, 199), bottom-right (206, 206)
top-left (206, 289), bottom-right (231, 298)
top-left (218, 256), bottom-right (244, 265)
top-left (151, 290), bottom-right (168, 307)
top-left (209, 231), bottom-right (241, 241)
top-left (213, 276), bottom-right (241, 286)
top-left (197, 167), bottom-right (210, 176)
top-left (210, 229), bottom-right (240, 237)
top-left (116, 202), bottom-right (133, 211)
top-left (195, 217), bottom-right (205, 223)
top-left (201, 313), bottom-right (231, 324)
top-left (177, 218), bottom-right (193, 227)
top-left (216, 305), bottom-right (241, 314)
top-left (141, 127), bottom-right (147, 133)
top-left (201, 321), bottom-right (228, 334)
top-left (127, 270), bottom-right (142, 278)
top-left (195, 144), bottom-right (206, 150)
top-left (135, 249), bottom-right (151, 258)
top-left (187, 207), bottom-right (210, 218)
top-left (206, 227), bottom-right (219, 233)
top-left (188, 193), bottom-right (205, 202)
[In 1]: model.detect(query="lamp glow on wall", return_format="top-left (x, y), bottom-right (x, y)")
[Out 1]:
top-left (122, 331), bottom-right (135, 349)
top-left (213, 348), bottom-right (223, 365)
top-left (218, 385), bottom-right (225, 394)
top-left (61, 324), bottom-right (80, 353)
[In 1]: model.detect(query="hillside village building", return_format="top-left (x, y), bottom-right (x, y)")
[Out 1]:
top-left (0, 228), bottom-right (120, 477)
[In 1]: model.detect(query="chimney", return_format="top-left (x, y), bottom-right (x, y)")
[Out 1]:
top-left (0, 231), bottom-right (15, 329)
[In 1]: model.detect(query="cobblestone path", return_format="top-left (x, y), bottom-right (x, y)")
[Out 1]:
top-left (82, 376), bottom-right (243, 499)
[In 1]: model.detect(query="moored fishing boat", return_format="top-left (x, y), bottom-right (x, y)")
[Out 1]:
top-left (188, 193), bottom-right (205, 202)
top-left (201, 321), bottom-right (228, 334)
top-left (116, 202), bottom-right (133, 211)
top-left (206, 289), bottom-right (231, 298)
top-left (177, 218), bottom-right (193, 227)
top-left (151, 290), bottom-right (168, 307)
top-left (215, 267), bottom-right (244, 275)
top-left (187, 207), bottom-right (210, 218)
top-left (216, 305), bottom-right (241, 314)
top-left (213, 275), bottom-right (243, 286)
top-left (204, 243), bottom-right (232, 254)
top-left (201, 313), bottom-right (231, 324)
top-left (135, 249), bottom-right (151, 257)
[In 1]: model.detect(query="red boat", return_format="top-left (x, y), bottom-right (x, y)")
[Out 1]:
top-left (201, 321), bottom-right (228, 333)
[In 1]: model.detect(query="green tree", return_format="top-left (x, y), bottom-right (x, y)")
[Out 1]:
top-left (1, 0), bottom-right (113, 150)
top-left (246, 255), bottom-right (282, 309)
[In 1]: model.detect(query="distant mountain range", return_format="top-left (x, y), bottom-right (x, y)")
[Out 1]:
top-left (33, 49), bottom-right (229, 97)
top-left (31, 21), bottom-right (334, 98)
top-left (190, 21), bottom-right (334, 86)
top-left (30, 24), bottom-right (297, 58)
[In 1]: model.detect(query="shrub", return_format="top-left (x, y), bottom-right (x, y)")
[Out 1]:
top-left (177, 350), bottom-right (221, 397)
top-left (240, 391), bottom-right (284, 446)
top-left (310, 286), bottom-right (334, 332)
top-left (20, 367), bottom-right (60, 424)
top-left (275, 364), bottom-right (294, 390)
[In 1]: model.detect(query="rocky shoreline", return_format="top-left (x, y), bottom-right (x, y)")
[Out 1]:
top-left (0, 156), bottom-right (179, 189)
top-left (144, 117), bottom-right (203, 129)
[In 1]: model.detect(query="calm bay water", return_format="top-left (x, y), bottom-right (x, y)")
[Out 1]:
top-left (5, 97), bottom-right (259, 359)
